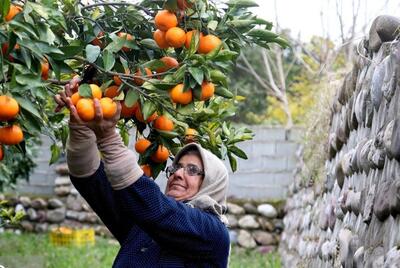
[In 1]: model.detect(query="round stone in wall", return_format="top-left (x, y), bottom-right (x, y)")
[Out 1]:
top-left (238, 215), bottom-right (260, 229)
top-left (237, 230), bottom-right (257, 249)
top-left (257, 204), bottom-right (277, 219)
top-left (227, 203), bottom-right (245, 215)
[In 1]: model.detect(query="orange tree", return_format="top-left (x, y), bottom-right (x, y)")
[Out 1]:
top-left (0, 0), bottom-right (288, 184)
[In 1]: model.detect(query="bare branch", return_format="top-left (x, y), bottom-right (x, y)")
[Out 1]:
top-left (274, 47), bottom-right (286, 91)
top-left (237, 57), bottom-right (281, 100)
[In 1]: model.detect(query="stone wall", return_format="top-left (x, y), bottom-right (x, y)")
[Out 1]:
top-left (279, 16), bottom-right (400, 267)
top-left (2, 163), bottom-right (284, 250)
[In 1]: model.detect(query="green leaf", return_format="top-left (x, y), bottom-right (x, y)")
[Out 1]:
top-left (254, 18), bottom-right (273, 29)
top-left (226, 0), bottom-right (258, 7)
top-left (14, 96), bottom-right (42, 119)
top-left (125, 90), bottom-right (139, 107)
top-left (105, 37), bottom-right (126, 53)
top-left (164, 0), bottom-right (178, 11)
top-left (9, 21), bottom-right (39, 39)
top-left (207, 20), bottom-right (218, 31)
top-left (20, 48), bottom-right (32, 69)
top-left (102, 49), bottom-right (115, 71)
top-left (271, 36), bottom-right (291, 48)
top-left (120, 128), bottom-right (130, 146)
top-left (157, 130), bottom-right (180, 138)
top-left (188, 67), bottom-right (204, 85)
top-left (226, 20), bottom-right (255, 28)
top-left (214, 50), bottom-right (238, 61)
top-left (146, 79), bottom-right (177, 90)
top-left (0, 0), bottom-right (11, 18)
top-left (38, 23), bottom-right (56, 45)
top-left (142, 101), bottom-right (157, 121)
top-left (140, 39), bottom-right (159, 50)
top-left (22, 40), bottom-right (64, 55)
top-left (247, 29), bottom-right (279, 41)
top-left (229, 145), bottom-right (247, 159)
top-left (15, 74), bottom-right (48, 87)
top-left (228, 152), bottom-right (238, 172)
top-left (49, 144), bottom-right (61, 165)
top-left (214, 86), bottom-right (234, 98)
top-left (26, 2), bottom-right (49, 19)
top-left (222, 122), bottom-right (231, 136)
top-left (78, 84), bottom-right (92, 98)
top-left (85, 45), bottom-right (101, 63)
top-left (52, 45), bottom-right (83, 60)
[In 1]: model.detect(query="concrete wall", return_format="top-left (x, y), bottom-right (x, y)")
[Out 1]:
top-left (15, 126), bottom-right (301, 200)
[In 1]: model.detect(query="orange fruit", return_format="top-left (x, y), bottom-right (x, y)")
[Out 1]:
top-left (0, 125), bottom-right (24, 145)
top-left (141, 164), bottom-right (152, 177)
top-left (104, 85), bottom-right (120, 98)
top-left (76, 98), bottom-right (95, 121)
top-left (2, 43), bottom-right (20, 62)
top-left (5, 4), bottom-right (22, 22)
top-left (71, 92), bottom-right (81, 106)
top-left (177, 0), bottom-right (192, 9)
top-left (153, 115), bottom-right (174, 131)
top-left (118, 32), bottom-right (134, 52)
top-left (153, 30), bottom-right (170, 49)
top-left (100, 97), bottom-right (117, 119)
top-left (198, 34), bottom-right (222, 54)
top-left (200, 81), bottom-right (215, 101)
top-left (151, 145), bottom-right (169, 163)
top-left (154, 10), bottom-right (178, 31)
top-left (120, 101), bottom-right (138, 118)
top-left (91, 32), bottom-right (104, 48)
top-left (0, 145), bottom-right (3, 161)
top-left (169, 83), bottom-right (192, 105)
top-left (165, 27), bottom-right (186, 48)
top-left (185, 30), bottom-right (202, 49)
top-left (135, 138), bottom-right (152, 154)
top-left (41, 59), bottom-right (50, 80)
top-left (155, 56), bottom-right (179, 73)
top-left (134, 106), bottom-right (157, 123)
top-left (113, 69), bottom-right (130, 86)
top-left (90, 84), bottom-right (102, 99)
top-left (0, 95), bottom-right (19, 121)
top-left (134, 68), bottom-right (152, 86)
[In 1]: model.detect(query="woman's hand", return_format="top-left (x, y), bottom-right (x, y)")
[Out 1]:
top-left (54, 77), bottom-right (122, 138)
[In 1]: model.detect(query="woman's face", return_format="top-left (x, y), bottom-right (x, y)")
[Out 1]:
top-left (165, 154), bottom-right (204, 201)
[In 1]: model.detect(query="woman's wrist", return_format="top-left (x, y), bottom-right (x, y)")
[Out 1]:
top-left (67, 124), bottom-right (100, 178)
top-left (96, 129), bottom-right (143, 189)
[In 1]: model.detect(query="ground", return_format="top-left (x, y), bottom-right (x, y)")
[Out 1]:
top-left (0, 232), bottom-right (280, 267)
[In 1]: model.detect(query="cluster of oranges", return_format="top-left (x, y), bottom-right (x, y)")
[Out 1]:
top-left (70, 84), bottom-right (117, 121)
top-left (153, 8), bottom-right (222, 54)
top-left (0, 95), bottom-right (24, 161)
top-left (133, 114), bottom-right (176, 177)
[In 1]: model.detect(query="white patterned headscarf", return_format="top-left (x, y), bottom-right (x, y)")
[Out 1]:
top-left (170, 143), bottom-right (229, 224)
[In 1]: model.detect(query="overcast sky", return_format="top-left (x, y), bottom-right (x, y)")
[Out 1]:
top-left (251, 0), bottom-right (400, 43)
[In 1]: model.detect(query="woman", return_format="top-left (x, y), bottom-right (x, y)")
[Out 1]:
top-left (54, 86), bottom-right (231, 267)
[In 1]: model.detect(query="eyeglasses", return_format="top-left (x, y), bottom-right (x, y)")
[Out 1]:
top-left (166, 163), bottom-right (204, 178)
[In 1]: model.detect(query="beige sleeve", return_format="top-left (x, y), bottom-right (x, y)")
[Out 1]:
top-left (67, 124), bottom-right (100, 178)
top-left (96, 130), bottom-right (143, 190)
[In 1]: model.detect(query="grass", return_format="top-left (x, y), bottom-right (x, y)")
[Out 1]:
top-left (0, 232), bottom-right (281, 268)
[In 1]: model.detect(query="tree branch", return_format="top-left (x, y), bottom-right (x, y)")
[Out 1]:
top-left (81, 2), bottom-right (154, 16)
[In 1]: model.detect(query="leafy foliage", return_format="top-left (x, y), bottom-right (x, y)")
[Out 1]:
top-left (0, 0), bottom-right (287, 183)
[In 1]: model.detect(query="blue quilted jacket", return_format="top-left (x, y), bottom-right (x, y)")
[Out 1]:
top-left (70, 162), bottom-right (230, 267)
